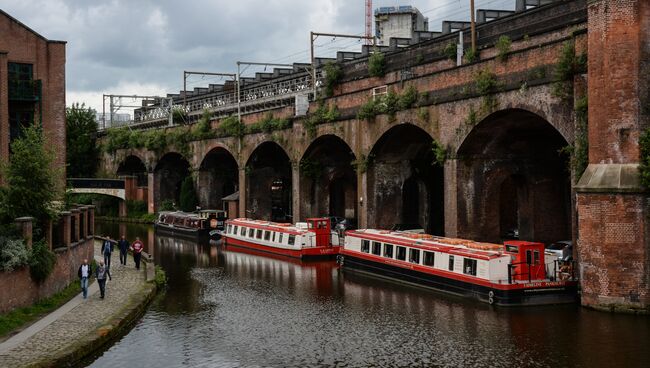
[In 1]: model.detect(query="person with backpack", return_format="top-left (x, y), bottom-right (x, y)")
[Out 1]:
top-left (117, 235), bottom-right (129, 266)
top-left (95, 259), bottom-right (112, 299)
top-left (101, 236), bottom-right (114, 269)
top-left (77, 259), bottom-right (92, 299)
top-left (131, 237), bottom-right (144, 270)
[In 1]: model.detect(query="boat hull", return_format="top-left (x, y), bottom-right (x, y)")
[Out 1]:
top-left (225, 236), bottom-right (340, 259)
top-left (154, 222), bottom-right (211, 242)
top-left (339, 253), bottom-right (579, 307)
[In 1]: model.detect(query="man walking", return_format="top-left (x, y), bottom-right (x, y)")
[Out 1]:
top-left (101, 236), bottom-right (114, 269)
top-left (77, 259), bottom-right (91, 299)
top-left (117, 235), bottom-right (129, 266)
top-left (95, 260), bottom-right (112, 299)
top-left (131, 237), bottom-right (144, 270)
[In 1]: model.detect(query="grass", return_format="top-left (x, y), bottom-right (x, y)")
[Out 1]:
top-left (0, 281), bottom-right (82, 338)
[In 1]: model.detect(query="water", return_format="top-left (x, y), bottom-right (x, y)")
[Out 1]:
top-left (88, 222), bottom-right (650, 368)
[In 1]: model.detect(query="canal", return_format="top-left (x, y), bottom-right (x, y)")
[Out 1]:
top-left (88, 222), bottom-right (650, 368)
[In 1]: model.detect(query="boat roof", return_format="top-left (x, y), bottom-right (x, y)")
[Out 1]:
top-left (347, 229), bottom-right (508, 260)
top-left (159, 211), bottom-right (202, 219)
top-left (227, 218), bottom-right (310, 235)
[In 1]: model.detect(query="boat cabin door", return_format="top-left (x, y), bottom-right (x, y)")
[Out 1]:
top-left (504, 241), bottom-right (546, 281)
top-left (306, 218), bottom-right (331, 247)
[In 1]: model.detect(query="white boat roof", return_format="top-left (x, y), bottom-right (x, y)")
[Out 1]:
top-left (228, 218), bottom-right (312, 235)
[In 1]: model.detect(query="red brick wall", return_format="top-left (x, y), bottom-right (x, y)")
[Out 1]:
top-left (0, 238), bottom-right (94, 314)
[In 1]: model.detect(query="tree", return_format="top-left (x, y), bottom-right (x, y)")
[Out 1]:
top-left (0, 124), bottom-right (61, 223)
top-left (179, 176), bottom-right (198, 212)
top-left (66, 103), bottom-right (99, 178)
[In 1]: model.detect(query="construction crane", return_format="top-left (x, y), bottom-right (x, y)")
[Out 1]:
top-left (365, 0), bottom-right (372, 45)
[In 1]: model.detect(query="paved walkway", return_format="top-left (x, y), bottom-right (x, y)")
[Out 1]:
top-left (0, 241), bottom-right (148, 367)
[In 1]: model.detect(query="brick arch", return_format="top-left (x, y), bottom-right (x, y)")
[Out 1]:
top-left (196, 142), bottom-right (237, 170)
top-left (365, 120), bottom-right (436, 154)
top-left (298, 132), bottom-right (355, 163)
top-left (240, 138), bottom-right (292, 169)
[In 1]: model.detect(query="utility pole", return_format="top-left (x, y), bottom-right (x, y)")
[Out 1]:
top-left (470, 0), bottom-right (477, 52)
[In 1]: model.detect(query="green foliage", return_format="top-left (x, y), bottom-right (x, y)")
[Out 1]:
top-left (352, 154), bottom-right (374, 174)
top-left (179, 176), bottom-right (198, 212)
top-left (466, 106), bottom-right (478, 126)
top-left (527, 66), bottom-right (547, 80)
top-left (323, 62), bottom-right (343, 97)
top-left (172, 108), bottom-right (187, 125)
top-left (160, 199), bottom-right (175, 211)
top-left (640, 128), bottom-right (650, 190)
top-left (126, 200), bottom-right (148, 218)
top-left (154, 265), bottom-right (167, 290)
top-left (139, 213), bottom-right (158, 222)
top-left (368, 50), bottom-right (386, 77)
top-left (300, 158), bottom-right (323, 180)
top-left (464, 48), bottom-right (478, 63)
top-left (0, 281), bottom-right (80, 338)
top-left (304, 103), bottom-right (339, 137)
top-left (66, 103), bottom-right (99, 178)
top-left (432, 140), bottom-right (447, 166)
top-left (248, 112), bottom-right (291, 134)
top-left (474, 69), bottom-right (500, 112)
top-left (0, 237), bottom-right (29, 272)
top-left (495, 35), bottom-right (512, 62)
top-left (357, 87), bottom-right (419, 121)
top-left (398, 85), bottom-right (419, 110)
top-left (167, 127), bottom-right (192, 158)
top-left (103, 128), bottom-right (132, 154)
top-left (0, 125), bottom-right (61, 222)
top-left (560, 96), bottom-right (589, 181)
top-left (192, 109), bottom-right (213, 139)
top-left (219, 116), bottom-right (246, 138)
top-left (144, 129), bottom-right (167, 153)
top-left (552, 41), bottom-right (587, 99)
top-left (417, 107), bottom-right (430, 123)
top-left (444, 42), bottom-right (457, 60)
top-left (28, 239), bottom-right (56, 283)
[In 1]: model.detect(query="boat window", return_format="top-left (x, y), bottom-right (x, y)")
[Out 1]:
top-left (272, 232), bottom-right (276, 242)
top-left (409, 249), bottom-right (420, 264)
top-left (233, 226), bottom-right (238, 235)
top-left (383, 243), bottom-right (394, 258)
top-left (396, 246), bottom-right (406, 261)
top-left (248, 228), bottom-right (254, 238)
top-left (279, 233), bottom-right (284, 243)
top-left (288, 234), bottom-right (295, 246)
top-left (227, 224), bottom-right (231, 233)
top-left (423, 251), bottom-right (435, 266)
top-left (448, 256), bottom-right (455, 271)
top-left (264, 231), bottom-right (271, 241)
top-left (240, 227), bottom-right (246, 236)
top-left (361, 240), bottom-right (370, 253)
top-left (533, 250), bottom-right (540, 265)
top-left (463, 258), bottom-right (477, 276)
top-left (256, 229), bottom-right (263, 239)
top-left (526, 250), bottom-right (532, 265)
top-left (372, 241), bottom-right (381, 256)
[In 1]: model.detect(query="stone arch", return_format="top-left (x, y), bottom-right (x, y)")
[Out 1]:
top-left (117, 155), bottom-right (148, 186)
top-left (198, 146), bottom-right (239, 209)
top-left (153, 152), bottom-right (191, 210)
top-left (299, 134), bottom-right (357, 222)
top-left (367, 123), bottom-right (445, 234)
top-left (455, 108), bottom-right (571, 243)
top-left (245, 141), bottom-right (292, 221)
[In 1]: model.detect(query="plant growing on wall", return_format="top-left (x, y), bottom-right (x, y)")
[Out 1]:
top-left (172, 107), bottom-right (188, 125)
top-left (463, 48), bottom-right (478, 63)
top-left (219, 116), bottom-right (246, 138)
top-left (559, 96), bottom-right (589, 182)
top-left (552, 40), bottom-right (588, 100)
top-left (248, 112), bottom-right (291, 134)
top-left (28, 239), bottom-right (56, 283)
top-left (352, 153), bottom-right (374, 174)
top-left (474, 69), bottom-right (500, 112)
top-left (398, 85), bottom-right (419, 110)
top-left (495, 35), bottom-right (512, 62)
top-left (432, 140), bottom-right (447, 166)
top-left (368, 50), bottom-right (386, 77)
top-left (304, 103), bottom-right (339, 137)
top-left (323, 62), bottom-right (343, 97)
top-left (444, 42), bottom-right (457, 61)
top-left (639, 128), bottom-right (650, 190)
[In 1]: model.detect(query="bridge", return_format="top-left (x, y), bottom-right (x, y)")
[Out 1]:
top-left (97, 0), bottom-right (650, 313)
top-left (67, 177), bottom-right (147, 217)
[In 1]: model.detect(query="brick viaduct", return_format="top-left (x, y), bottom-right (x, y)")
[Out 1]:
top-left (99, 0), bottom-right (650, 313)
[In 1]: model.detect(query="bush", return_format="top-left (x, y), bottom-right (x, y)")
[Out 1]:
top-left (179, 176), bottom-right (198, 212)
top-left (304, 104), bottom-right (339, 137)
top-left (171, 108), bottom-right (187, 125)
top-left (398, 85), bottom-right (419, 110)
top-left (444, 43), bottom-right (457, 60)
top-left (368, 50), bottom-right (386, 77)
top-left (248, 113), bottom-right (291, 134)
top-left (0, 237), bottom-right (30, 272)
top-left (464, 48), bottom-right (478, 63)
top-left (160, 199), bottom-right (175, 211)
top-left (126, 200), bottom-right (148, 218)
top-left (66, 103), bottom-right (99, 178)
top-left (323, 62), bottom-right (343, 97)
top-left (219, 116), bottom-right (246, 138)
top-left (29, 239), bottom-right (56, 283)
top-left (496, 35), bottom-right (512, 62)
top-left (552, 41), bottom-right (587, 99)
top-left (432, 140), bottom-right (447, 166)
top-left (144, 129), bottom-right (167, 153)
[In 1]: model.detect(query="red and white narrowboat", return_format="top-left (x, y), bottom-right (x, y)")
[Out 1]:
top-left (339, 229), bottom-right (579, 307)
top-left (223, 217), bottom-right (341, 259)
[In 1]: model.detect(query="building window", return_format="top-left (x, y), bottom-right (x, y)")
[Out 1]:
top-left (248, 228), bottom-right (254, 238)
top-left (383, 243), bottom-right (394, 258)
top-left (423, 251), bottom-right (435, 266)
top-left (409, 248), bottom-right (420, 264)
top-left (396, 246), bottom-right (406, 261)
top-left (361, 240), bottom-right (370, 253)
top-left (264, 231), bottom-right (271, 241)
top-left (463, 258), bottom-right (477, 276)
top-left (288, 234), bottom-right (296, 246)
top-left (256, 229), bottom-right (263, 239)
top-left (448, 255), bottom-right (455, 271)
top-left (372, 241), bottom-right (381, 256)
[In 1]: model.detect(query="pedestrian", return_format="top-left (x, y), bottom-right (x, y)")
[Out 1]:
top-left (117, 235), bottom-right (129, 266)
top-left (131, 237), bottom-right (144, 270)
top-left (101, 236), bottom-right (114, 269)
top-left (77, 258), bottom-right (91, 299)
top-left (95, 259), bottom-right (112, 299)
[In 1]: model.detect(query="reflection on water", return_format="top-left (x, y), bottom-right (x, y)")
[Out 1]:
top-left (90, 222), bottom-right (650, 368)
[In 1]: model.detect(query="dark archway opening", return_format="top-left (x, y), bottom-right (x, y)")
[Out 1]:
top-left (198, 148), bottom-right (238, 210)
top-left (246, 142), bottom-right (292, 221)
top-left (300, 135), bottom-right (357, 223)
top-left (117, 155), bottom-right (147, 186)
top-left (368, 124), bottom-right (445, 235)
top-left (154, 153), bottom-right (191, 209)
top-left (456, 109), bottom-right (571, 244)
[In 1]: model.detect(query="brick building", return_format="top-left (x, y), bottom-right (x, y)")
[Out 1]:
top-left (0, 9), bottom-right (66, 182)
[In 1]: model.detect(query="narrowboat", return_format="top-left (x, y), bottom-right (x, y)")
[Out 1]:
top-left (155, 210), bottom-right (227, 241)
top-left (222, 217), bottom-right (341, 259)
top-left (339, 229), bottom-right (579, 307)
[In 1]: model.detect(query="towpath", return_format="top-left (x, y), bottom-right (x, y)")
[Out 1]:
top-left (0, 240), bottom-right (153, 367)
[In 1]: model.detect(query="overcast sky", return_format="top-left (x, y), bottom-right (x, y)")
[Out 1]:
top-left (0, 0), bottom-right (513, 114)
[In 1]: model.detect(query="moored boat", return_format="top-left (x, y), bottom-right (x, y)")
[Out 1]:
top-left (339, 229), bottom-right (579, 307)
top-left (155, 210), bottom-right (227, 241)
top-left (222, 217), bottom-right (341, 259)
